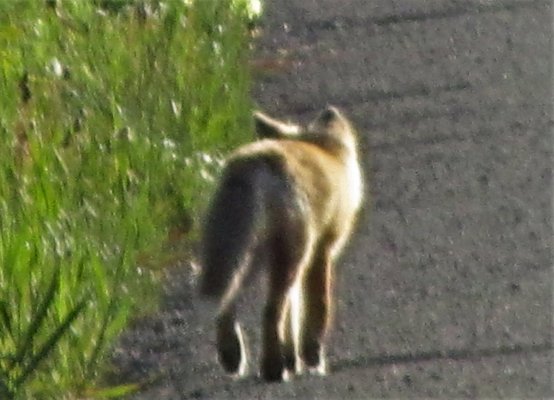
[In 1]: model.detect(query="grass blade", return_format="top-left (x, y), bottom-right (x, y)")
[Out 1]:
top-left (14, 297), bottom-right (88, 390)
top-left (13, 268), bottom-right (60, 365)
top-left (82, 383), bottom-right (141, 399)
top-left (0, 299), bottom-right (13, 339)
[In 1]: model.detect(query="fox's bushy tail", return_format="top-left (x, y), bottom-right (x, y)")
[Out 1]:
top-left (199, 159), bottom-right (270, 306)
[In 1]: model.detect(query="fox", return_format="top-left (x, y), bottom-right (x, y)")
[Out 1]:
top-left (199, 106), bottom-right (363, 382)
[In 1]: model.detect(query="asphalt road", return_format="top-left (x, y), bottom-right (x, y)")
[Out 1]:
top-left (112, 1), bottom-right (553, 398)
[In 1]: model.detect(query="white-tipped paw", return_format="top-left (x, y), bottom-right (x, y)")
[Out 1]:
top-left (217, 322), bottom-right (248, 378)
top-left (307, 358), bottom-right (327, 376)
top-left (232, 323), bottom-right (248, 378)
top-left (282, 368), bottom-right (292, 382)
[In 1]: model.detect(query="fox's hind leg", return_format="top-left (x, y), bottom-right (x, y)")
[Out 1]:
top-left (300, 233), bottom-right (340, 375)
top-left (281, 298), bottom-right (295, 373)
top-left (281, 281), bottom-right (302, 375)
top-left (216, 302), bottom-right (248, 377)
top-left (261, 264), bottom-right (295, 382)
top-left (262, 231), bottom-right (312, 382)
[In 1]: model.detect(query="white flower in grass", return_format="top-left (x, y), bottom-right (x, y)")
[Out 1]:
top-left (162, 138), bottom-right (176, 149)
top-left (200, 152), bottom-right (213, 164)
top-left (49, 57), bottom-right (63, 77)
top-left (200, 168), bottom-right (214, 182)
top-left (171, 100), bottom-right (181, 117)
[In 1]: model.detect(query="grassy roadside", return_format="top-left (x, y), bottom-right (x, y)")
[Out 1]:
top-left (0, 1), bottom-right (257, 398)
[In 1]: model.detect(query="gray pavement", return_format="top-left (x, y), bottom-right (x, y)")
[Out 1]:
top-left (114, 1), bottom-right (553, 398)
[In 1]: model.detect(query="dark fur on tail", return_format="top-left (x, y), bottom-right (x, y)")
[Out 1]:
top-left (199, 158), bottom-right (270, 303)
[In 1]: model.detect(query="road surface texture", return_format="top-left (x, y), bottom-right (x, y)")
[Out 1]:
top-left (112, 0), bottom-right (553, 398)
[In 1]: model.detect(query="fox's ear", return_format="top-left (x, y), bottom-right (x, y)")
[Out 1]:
top-left (253, 111), bottom-right (302, 139)
top-left (308, 105), bottom-right (352, 135)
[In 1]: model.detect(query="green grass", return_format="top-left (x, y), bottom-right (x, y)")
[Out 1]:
top-left (0, 1), bottom-right (257, 398)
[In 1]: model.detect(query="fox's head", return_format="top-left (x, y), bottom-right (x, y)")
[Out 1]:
top-left (308, 106), bottom-right (357, 149)
top-left (253, 106), bottom-right (357, 155)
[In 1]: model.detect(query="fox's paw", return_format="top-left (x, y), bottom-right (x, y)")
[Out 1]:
top-left (294, 357), bottom-right (327, 377)
top-left (261, 357), bottom-right (287, 382)
top-left (301, 342), bottom-right (327, 376)
top-left (306, 358), bottom-right (327, 376)
top-left (283, 347), bottom-right (297, 374)
top-left (217, 322), bottom-right (247, 377)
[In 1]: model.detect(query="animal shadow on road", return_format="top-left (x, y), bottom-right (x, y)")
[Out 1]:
top-left (180, 342), bottom-right (552, 398)
top-left (332, 341), bottom-right (552, 373)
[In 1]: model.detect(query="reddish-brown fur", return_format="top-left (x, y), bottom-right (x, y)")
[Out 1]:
top-left (199, 107), bottom-right (363, 381)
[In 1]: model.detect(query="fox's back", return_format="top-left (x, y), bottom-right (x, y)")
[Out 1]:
top-left (228, 137), bottom-right (362, 233)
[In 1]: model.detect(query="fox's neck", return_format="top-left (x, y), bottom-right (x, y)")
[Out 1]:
top-left (300, 133), bottom-right (357, 159)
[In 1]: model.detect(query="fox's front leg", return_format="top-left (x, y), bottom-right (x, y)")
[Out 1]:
top-left (300, 242), bottom-right (335, 375)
